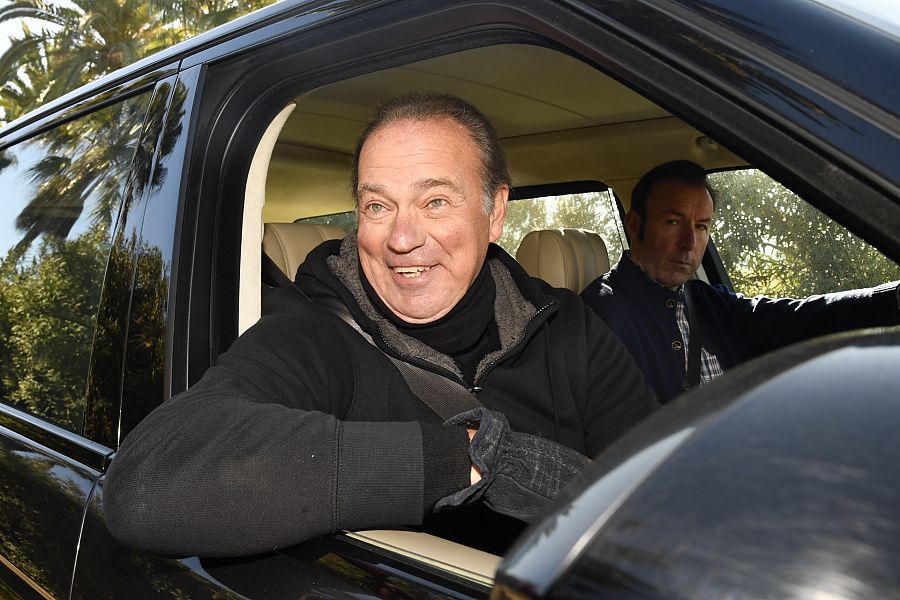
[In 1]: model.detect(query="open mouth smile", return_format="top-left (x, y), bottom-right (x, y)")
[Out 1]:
top-left (393, 266), bottom-right (432, 279)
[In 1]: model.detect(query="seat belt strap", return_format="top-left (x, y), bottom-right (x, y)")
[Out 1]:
top-left (683, 282), bottom-right (703, 390)
top-left (262, 252), bottom-right (308, 297)
top-left (261, 253), bottom-right (482, 419)
top-left (320, 298), bottom-right (483, 420)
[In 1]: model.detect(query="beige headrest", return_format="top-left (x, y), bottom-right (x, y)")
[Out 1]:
top-left (263, 222), bottom-right (346, 281)
top-left (515, 228), bottom-right (610, 293)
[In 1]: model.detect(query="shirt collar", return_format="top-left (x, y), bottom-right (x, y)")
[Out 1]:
top-left (624, 250), bottom-right (684, 294)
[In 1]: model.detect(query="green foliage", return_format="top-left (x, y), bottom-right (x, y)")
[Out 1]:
top-left (0, 226), bottom-right (109, 430)
top-left (0, 0), bottom-right (277, 124)
top-left (710, 170), bottom-right (900, 298)
top-left (301, 210), bottom-right (359, 233)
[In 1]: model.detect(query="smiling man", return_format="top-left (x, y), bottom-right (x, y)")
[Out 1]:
top-left (582, 160), bottom-right (900, 404)
top-left (104, 93), bottom-right (659, 558)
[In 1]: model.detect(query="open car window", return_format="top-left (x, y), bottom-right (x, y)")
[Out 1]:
top-left (709, 168), bottom-right (900, 297)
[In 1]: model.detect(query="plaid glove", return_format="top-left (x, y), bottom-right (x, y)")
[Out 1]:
top-left (434, 407), bottom-right (591, 522)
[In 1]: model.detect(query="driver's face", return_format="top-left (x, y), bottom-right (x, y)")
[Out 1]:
top-left (355, 117), bottom-right (507, 323)
top-left (626, 179), bottom-right (713, 289)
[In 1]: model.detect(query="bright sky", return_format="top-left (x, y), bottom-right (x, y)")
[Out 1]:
top-left (0, 0), bottom-right (66, 54)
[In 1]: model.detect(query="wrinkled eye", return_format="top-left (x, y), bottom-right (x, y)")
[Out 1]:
top-left (367, 203), bottom-right (385, 214)
top-left (428, 198), bottom-right (447, 209)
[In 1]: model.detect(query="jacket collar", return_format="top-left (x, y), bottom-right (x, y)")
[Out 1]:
top-left (611, 251), bottom-right (682, 302)
top-left (300, 233), bottom-right (557, 382)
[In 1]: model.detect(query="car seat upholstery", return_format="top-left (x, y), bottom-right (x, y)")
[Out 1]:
top-left (515, 228), bottom-right (609, 293)
top-left (262, 222), bottom-right (346, 282)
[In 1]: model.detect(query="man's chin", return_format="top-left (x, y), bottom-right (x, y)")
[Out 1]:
top-left (659, 273), bottom-right (692, 289)
top-left (385, 297), bottom-right (452, 324)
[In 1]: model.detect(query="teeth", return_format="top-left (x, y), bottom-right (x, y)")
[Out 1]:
top-left (394, 266), bottom-right (431, 278)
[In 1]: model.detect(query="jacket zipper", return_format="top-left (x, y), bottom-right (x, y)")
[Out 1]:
top-left (471, 301), bottom-right (557, 390)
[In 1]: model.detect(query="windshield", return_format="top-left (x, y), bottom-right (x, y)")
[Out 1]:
top-left (812, 0), bottom-right (900, 39)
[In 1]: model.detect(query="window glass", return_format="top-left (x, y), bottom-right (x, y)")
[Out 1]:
top-left (708, 168), bottom-right (900, 297)
top-left (300, 211), bottom-right (358, 232)
top-left (0, 92), bottom-right (151, 432)
top-left (498, 189), bottom-right (627, 266)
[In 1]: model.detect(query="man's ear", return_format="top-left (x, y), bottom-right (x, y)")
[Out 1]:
top-left (488, 184), bottom-right (509, 243)
top-left (624, 210), bottom-right (641, 244)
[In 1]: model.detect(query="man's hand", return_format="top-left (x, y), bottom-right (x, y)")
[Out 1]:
top-left (467, 428), bottom-right (482, 485)
top-left (438, 408), bottom-right (591, 522)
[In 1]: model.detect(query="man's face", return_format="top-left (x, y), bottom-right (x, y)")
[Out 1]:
top-left (356, 117), bottom-right (507, 323)
top-left (625, 178), bottom-right (714, 289)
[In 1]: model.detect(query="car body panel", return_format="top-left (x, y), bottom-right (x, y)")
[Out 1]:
top-left (0, 406), bottom-right (105, 599)
top-left (494, 329), bottom-right (900, 598)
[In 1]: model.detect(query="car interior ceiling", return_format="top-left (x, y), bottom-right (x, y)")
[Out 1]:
top-left (261, 43), bottom-right (745, 223)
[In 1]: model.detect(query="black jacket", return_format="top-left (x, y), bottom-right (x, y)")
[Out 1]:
top-left (104, 236), bottom-right (657, 557)
top-left (582, 253), bottom-right (900, 404)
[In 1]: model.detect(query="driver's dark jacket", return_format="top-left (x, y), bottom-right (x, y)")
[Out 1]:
top-left (582, 253), bottom-right (900, 404)
top-left (104, 236), bottom-right (658, 558)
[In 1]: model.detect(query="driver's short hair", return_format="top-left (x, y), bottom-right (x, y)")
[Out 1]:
top-left (351, 92), bottom-right (510, 214)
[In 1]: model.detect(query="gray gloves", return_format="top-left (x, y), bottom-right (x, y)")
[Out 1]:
top-left (435, 407), bottom-right (591, 522)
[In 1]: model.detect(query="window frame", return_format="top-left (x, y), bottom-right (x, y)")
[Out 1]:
top-left (179, 0), bottom-right (900, 392)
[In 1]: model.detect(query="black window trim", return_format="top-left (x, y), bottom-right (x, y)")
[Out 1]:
top-left (178, 0), bottom-right (900, 390)
top-left (0, 403), bottom-right (112, 472)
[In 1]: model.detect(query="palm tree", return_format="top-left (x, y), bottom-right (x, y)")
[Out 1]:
top-left (0, 21), bottom-right (55, 122)
top-left (0, 0), bottom-right (276, 251)
top-left (0, 0), bottom-right (276, 123)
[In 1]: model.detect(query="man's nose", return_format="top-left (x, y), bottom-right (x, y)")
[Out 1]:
top-left (678, 225), bottom-right (697, 250)
top-left (387, 209), bottom-right (426, 253)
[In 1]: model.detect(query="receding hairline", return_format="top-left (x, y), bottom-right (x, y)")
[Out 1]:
top-left (355, 117), bottom-right (481, 200)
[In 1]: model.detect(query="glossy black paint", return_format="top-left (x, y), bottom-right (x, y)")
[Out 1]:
top-left (120, 67), bottom-right (202, 444)
top-left (201, 534), bottom-right (490, 599)
top-left (494, 330), bottom-right (900, 598)
top-left (0, 0), bottom-right (899, 598)
top-left (0, 406), bottom-right (101, 599)
top-left (72, 483), bottom-right (246, 599)
top-left (82, 78), bottom-right (179, 449)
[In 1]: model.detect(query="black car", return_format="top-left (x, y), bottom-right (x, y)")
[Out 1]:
top-left (1, 0), bottom-right (899, 598)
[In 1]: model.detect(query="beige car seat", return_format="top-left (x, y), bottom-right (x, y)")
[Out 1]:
top-left (515, 228), bottom-right (610, 293)
top-left (262, 222), bottom-right (346, 281)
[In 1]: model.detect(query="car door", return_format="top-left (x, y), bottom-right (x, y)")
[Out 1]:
top-left (0, 76), bottom-right (157, 599)
top-left (154, 0), bottom-right (900, 597)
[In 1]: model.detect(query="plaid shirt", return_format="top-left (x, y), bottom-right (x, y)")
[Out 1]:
top-left (675, 288), bottom-right (723, 385)
top-left (624, 253), bottom-right (723, 386)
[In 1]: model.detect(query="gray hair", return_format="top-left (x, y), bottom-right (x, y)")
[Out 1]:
top-left (351, 92), bottom-right (510, 214)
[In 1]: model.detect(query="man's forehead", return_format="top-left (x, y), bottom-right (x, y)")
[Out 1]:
top-left (648, 179), bottom-right (714, 213)
top-left (358, 177), bottom-right (463, 196)
top-left (356, 117), bottom-right (478, 194)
